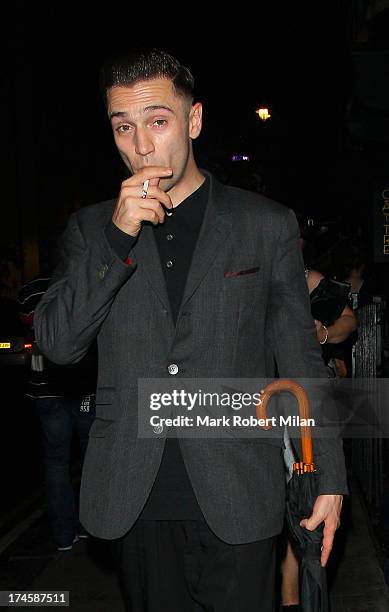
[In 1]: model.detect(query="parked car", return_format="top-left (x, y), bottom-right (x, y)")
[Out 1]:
top-left (0, 296), bottom-right (33, 367)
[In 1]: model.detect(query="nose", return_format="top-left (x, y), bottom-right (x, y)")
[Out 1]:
top-left (134, 127), bottom-right (155, 157)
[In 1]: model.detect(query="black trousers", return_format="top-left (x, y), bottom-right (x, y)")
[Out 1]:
top-left (112, 519), bottom-right (277, 612)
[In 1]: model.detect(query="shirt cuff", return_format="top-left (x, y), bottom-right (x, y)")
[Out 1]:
top-left (104, 221), bottom-right (138, 263)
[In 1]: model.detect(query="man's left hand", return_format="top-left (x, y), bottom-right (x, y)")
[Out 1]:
top-left (299, 494), bottom-right (343, 567)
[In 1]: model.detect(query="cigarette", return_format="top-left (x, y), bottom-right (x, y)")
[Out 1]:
top-left (141, 179), bottom-right (149, 199)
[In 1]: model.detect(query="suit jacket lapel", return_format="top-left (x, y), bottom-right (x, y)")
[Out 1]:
top-left (178, 174), bottom-right (232, 313)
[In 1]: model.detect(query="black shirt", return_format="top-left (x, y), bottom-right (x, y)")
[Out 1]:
top-left (105, 176), bottom-right (209, 519)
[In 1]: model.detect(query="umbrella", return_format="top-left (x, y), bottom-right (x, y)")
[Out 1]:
top-left (256, 379), bottom-right (329, 612)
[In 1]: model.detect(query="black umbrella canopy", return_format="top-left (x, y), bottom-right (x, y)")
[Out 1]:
top-left (286, 471), bottom-right (329, 612)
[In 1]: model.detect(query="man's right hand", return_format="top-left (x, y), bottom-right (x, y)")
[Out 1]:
top-left (112, 167), bottom-right (173, 237)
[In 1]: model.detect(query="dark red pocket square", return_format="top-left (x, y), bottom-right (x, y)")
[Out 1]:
top-left (224, 266), bottom-right (260, 278)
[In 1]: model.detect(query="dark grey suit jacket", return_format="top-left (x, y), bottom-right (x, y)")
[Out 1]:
top-left (35, 173), bottom-right (348, 544)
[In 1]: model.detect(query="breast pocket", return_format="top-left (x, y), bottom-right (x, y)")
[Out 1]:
top-left (223, 265), bottom-right (261, 291)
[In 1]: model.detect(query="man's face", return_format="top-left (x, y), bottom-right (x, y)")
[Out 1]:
top-left (107, 79), bottom-right (202, 191)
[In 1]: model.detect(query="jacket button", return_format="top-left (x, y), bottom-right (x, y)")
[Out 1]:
top-left (168, 363), bottom-right (179, 375)
top-left (98, 264), bottom-right (108, 279)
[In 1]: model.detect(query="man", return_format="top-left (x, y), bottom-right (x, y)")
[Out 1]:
top-left (35, 48), bottom-right (347, 611)
top-left (19, 275), bottom-right (97, 551)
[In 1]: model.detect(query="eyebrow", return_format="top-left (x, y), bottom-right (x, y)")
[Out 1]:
top-left (109, 105), bottom-right (175, 121)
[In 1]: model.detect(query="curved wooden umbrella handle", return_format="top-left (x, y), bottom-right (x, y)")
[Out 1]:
top-left (256, 379), bottom-right (315, 470)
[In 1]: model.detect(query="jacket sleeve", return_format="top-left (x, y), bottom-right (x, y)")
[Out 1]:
top-left (266, 208), bottom-right (348, 495)
top-left (34, 211), bottom-right (136, 365)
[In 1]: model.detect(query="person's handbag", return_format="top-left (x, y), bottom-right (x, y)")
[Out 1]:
top-left (309, 277), bottom-right (351, 326)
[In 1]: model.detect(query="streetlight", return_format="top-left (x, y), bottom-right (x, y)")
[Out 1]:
top-left (255, 107), bottom-right (272, 122)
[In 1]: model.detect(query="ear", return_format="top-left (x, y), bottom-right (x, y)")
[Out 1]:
top-left (189, 102), bottom-right (203, 140)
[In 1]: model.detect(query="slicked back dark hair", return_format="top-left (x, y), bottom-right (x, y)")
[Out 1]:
top-left (99, 48), bottom-right (195, 108)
